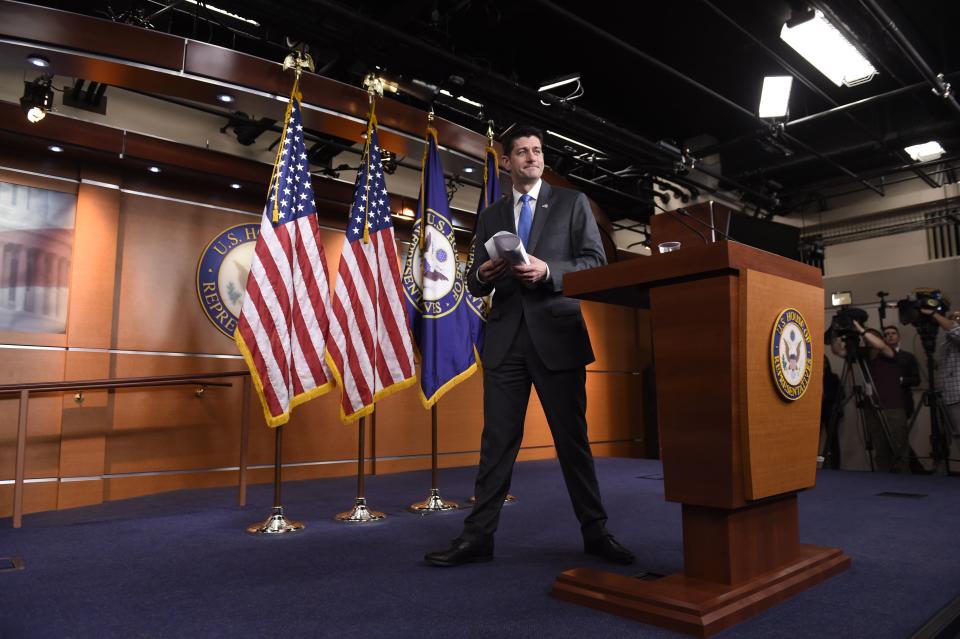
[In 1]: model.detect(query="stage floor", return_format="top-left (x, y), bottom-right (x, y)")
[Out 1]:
top-left (2, 458), bottom-right (959, 638)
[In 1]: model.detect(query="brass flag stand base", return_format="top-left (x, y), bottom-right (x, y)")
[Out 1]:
top-left (247, 506), bottom-right (305, 534)
top-left (409, 406), bottom-right (459, 512)
top-left (336, 497), bottom-right (386, 523)
top-left (410, 487), bottom-right (459, 512)
top-left (336, 415), bottom-right (386, 523)
top-left (247, 426), bottom-right (305, 535)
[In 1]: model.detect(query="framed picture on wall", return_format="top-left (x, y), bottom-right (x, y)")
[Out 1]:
top-left (0, 181), bottom-right (77, 333)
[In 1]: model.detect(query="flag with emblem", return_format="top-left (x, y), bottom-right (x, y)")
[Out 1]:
top-left (464, 144), bottom-right (500, 352)
top-left (402, 128), bottom-right (481, 407)
top-left (235, 85), bottom-right (335, 428)
top-left (326, 111), bottom-right (416, 423)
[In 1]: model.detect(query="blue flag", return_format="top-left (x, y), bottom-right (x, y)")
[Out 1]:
top-left (402, 128), bottom-right (481, 407)
top-left (464, 146), bottom-right (501, 352)
top-left (477, 145), bottom-right (502, 210)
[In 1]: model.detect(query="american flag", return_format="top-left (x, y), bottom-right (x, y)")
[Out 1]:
top-left (326, 113), bottom-right (416, 422)
top-left (235, 92), bottom-right (335, 428)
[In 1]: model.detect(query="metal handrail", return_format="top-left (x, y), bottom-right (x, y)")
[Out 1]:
top-left (3, 370), bottom-right (252, 529)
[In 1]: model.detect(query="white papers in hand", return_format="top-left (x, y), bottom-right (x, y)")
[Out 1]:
top-left (484, 231), bottom-right (530, 265)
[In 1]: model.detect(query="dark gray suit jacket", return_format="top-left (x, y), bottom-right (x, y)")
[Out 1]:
top-left (467, 181), bottom-right (607, 371)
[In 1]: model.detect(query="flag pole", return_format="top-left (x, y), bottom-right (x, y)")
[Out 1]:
top-left (246, 424), bottom-right (305, 533)
top-left (335, 412), bottom-right (386, 522)
top-left (245, 49), bottom-right (315, 535)
top-left (410, 402), bottom-right (459, 512)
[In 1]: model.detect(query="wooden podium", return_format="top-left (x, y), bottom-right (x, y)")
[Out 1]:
top-left (553, 241), bottom-right (850, 637)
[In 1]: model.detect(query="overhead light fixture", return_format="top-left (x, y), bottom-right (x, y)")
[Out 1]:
top-left (183, 0), bottom-right (259, 26)
top-left (230, 182), bottom-right (242, 189)
top-left (759, 76), bottom-right (793, 118)
top-left (538, 73), bottom-right (581, 93)
top-left (546, 129), bottom-right (605, 155)
top-left (457, 95), bottom-right (482, 108)
top-left (48, 145), bottom-right (63, 153)
top-left (148, 166), bottom-right (161, 173)
top-left (904, 141), bottom-right (944, 162)
top-left (216, 93), bottom-right (235, 104)
top-left (538, 73), bottom-right (584, 106)
top-left (463, 166), bottom-right (475, 174)
top-left (27, 54), bottom-right (50, 68)
top-left (780, 10), bottom-right (877, 87)
top-left (20, 75), bottom-right (54, 123)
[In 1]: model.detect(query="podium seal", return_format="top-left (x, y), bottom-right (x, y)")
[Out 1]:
top-left (771, 308), bottom-right (813, 401)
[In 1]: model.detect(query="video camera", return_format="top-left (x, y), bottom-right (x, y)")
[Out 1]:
top-left (824, 291), bottom-right (869, 345)
top-left (897, 288), bottom-right (950, 326)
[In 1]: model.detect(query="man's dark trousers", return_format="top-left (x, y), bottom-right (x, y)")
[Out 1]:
top-left (462, 317), bottom-right (607, 542)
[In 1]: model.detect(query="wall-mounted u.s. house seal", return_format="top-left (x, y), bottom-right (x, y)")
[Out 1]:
top-left (770, 307), bottom-right (813, 401)
top-left (196, 223), bottom-right (259, 338)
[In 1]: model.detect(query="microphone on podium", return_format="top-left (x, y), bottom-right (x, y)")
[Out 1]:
top-left (653, 202), bottom-right (708, 244)
top-left (654, 200), bottom-right (734, 245)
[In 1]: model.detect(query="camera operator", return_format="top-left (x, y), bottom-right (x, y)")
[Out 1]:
top-left (831, 321), bottom-right (910, 472)
top-left (882, 326), bottom-right (921, 417)
top-left (922, 308), bottom-right (960, 436)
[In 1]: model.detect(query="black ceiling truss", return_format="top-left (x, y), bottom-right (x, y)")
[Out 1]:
top-left (53, 0), bottom-right (960, 220)
top-left (219, 0), bottom-right (780, 210)
top-left (700, 0), bottom-right (938, 191)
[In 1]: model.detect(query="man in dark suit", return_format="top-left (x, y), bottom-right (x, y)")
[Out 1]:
top-left (424, 125), bottom-right (634, 567)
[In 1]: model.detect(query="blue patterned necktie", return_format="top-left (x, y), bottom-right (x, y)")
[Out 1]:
top-left (517, 193), bottom-right (533, 247)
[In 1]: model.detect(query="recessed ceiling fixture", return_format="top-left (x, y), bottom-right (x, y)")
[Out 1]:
top-left (758, 76), bottom-right (793, 118)
top-left (904, 141), bottom-right (944, 162)
top-left (780, 10), bottom-right (877, 87)
top-left (216, 93), bottom-right (235, 104)
top-left (27, 55), bottom-right (50, 68)
top-left (463, 166), bottom-right (475, 174)
top-left (230, 183), bottom-right (242, 189)
top-left (48, 145), bottom-right (63, 153)
top-left (148, 166), bottom-right (161, 173)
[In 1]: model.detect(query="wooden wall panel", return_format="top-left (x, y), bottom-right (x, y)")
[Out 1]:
top-left (0, 482), bottom-right (58, 518)
top-left (106, 354), bottom-right (247, 473)
top-left (57, 350), bottom-right (110, 509)
top-left (0, 349), bottom-right (65, 480)
top-left (67, 181), bottom-right (120, 349)
top-left (113, 193), bottom-right (254, 354)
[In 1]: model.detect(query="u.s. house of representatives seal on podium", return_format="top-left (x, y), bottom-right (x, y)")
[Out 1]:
top-left (770, 307), bottom-right (813, 401)
top-left (196, 223), bottom-right (259, 338)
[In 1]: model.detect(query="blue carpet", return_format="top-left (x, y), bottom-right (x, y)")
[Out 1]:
top-left (1, 458), bottom-right (959, 638)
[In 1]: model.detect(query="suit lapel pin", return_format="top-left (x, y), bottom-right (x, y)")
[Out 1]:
top-left (541, 203), bottom-right (549, 208)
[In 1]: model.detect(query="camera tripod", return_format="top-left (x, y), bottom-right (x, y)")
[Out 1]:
top-left (907, 323), bottom-right (957, 475)
top-left (821, 336), bottom-right (907, 472)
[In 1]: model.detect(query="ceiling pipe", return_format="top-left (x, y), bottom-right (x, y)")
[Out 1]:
top-left (752, 119), bottom-right (959, 181)
top-left (699, 0), bottom-right (937, 189)
top-left (531, 0), bottom-right (882, 197)
top-left (268, 0), bottom-right (780, 207)
top-left (858, 0), bottom-right (960, 120)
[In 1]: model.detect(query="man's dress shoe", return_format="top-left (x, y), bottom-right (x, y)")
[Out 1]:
top-left (424, 538), bottom-right (494, 567)
top-left (584, 534), bottom-right (635, 565)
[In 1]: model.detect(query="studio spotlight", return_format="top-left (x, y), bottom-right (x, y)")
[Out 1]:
top-left (20, 75), bottom-right (54, 124)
